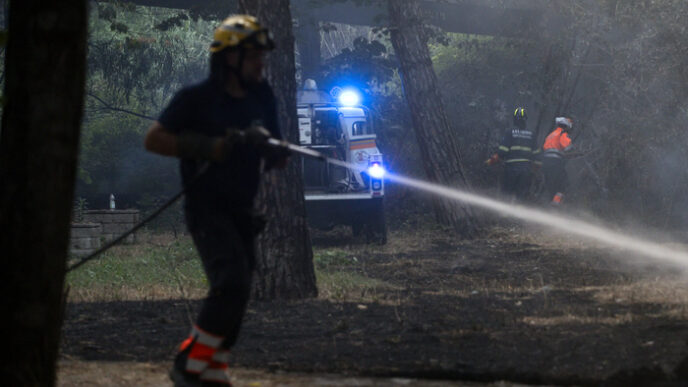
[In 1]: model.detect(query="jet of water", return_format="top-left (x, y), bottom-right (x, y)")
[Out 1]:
top-left (388, 173), bottom-right (688, 269)
top-left (315, 153), bottom-right (688, 269)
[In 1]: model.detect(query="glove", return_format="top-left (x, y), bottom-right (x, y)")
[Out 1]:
top-left (485, 154), bottom-right (499, 166)
top-left (214, 129), bottom-right (244, 161)
top-left (212, 126), bottom-right (272, 162)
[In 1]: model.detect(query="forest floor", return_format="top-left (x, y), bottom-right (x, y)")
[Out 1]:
top-left (59, 225), bottom-right (688, 386)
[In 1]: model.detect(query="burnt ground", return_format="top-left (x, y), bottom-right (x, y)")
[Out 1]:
top-left (60, 226), bottom-right (688, 386)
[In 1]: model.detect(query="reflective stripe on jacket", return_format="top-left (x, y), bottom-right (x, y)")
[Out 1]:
top-left (497, 127), bottom-right (538, 164)
top-left (543, 127), bottom-right (572, 158)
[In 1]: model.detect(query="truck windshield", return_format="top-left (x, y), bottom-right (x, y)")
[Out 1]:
top-left (313, 109), bottom-right (341, 145)
top-left (352, 121), bottom-right (372, 136)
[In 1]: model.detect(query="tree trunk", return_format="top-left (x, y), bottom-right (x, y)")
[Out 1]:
top-left (0, 1), bottom-right (87, 385)
top-left (238, 0), bottom-right (318, 299)
top-left (388, 0), bottom-right (478, 236)
top-left (294, 15), bottom-right (321, 82)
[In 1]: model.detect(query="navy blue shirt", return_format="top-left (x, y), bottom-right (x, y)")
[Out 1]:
top-left (158, 79), bottom-right (281, 211)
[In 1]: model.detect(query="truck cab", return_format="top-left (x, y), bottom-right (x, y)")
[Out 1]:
top-left (297, 79), bottom-right (386, 243)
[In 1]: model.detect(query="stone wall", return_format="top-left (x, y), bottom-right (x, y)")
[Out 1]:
top-left (82, 209), bottom-right (140, 244)
top-left (70, 223), bottom-right (102, 256)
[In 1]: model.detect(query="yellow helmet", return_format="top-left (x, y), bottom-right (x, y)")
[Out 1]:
top-left (513, 107), bottom-right (527, 119)
top-left (513, 107), bottom-right (527, 125)
top-left (210, 15), bottom-right (275, 53)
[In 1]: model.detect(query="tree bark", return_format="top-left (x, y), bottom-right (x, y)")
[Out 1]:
top-left (294, 15), bottom-right (321, 82)
top-left (0, 1), bottom-right (87, 385)
top-left (387, 0), bottom-right (478, 236)
top-left (238, 0), bottom-right (318, 299)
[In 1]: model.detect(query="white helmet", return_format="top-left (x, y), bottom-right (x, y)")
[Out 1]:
top-left (555, 117), bottom-right (573, 129)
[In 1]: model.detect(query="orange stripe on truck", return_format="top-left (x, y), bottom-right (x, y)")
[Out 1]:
top-left (350, 141), bottom-right (376, 150)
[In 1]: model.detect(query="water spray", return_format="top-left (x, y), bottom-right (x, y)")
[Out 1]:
top-left (270, 138), bottom-right (688, 270)
top-left (388, 174), bottom-right (688, 269)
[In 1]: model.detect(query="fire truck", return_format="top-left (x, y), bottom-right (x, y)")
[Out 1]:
top-left (297, 79), bottom-right (386, 244)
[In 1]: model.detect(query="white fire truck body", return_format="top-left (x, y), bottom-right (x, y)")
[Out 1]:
top-left (296, 80), bottom-right (386, 243)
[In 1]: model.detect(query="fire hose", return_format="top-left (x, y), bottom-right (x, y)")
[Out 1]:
top-left (67, 137), bottom-right (331, 272)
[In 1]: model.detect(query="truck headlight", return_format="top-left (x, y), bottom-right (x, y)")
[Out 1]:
top-left (367, 163), bottom-right (385, 179)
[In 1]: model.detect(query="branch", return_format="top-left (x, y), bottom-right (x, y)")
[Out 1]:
top-left (583, 158), bottom-right (608, 194)
top-left (562, 43), bottom-right (593, 113)
top-left (87, 92), bottom-right (156, 121)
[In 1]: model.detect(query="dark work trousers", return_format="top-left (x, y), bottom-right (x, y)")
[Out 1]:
top-left (185, 206), bottom-right (257, 349)
top-left (502, 162), bottom-right (532, 202)
top-left (542, 157), bottom-right (568, 202)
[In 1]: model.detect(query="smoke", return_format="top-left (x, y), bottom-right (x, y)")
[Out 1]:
top-left (567, 1), bottom-right (688, 228)
top-left (427, 1), bottom-right (688, 229)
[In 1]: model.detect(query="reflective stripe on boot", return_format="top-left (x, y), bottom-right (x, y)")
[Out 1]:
top-left (200, 352), bottom-right (231, 385)
top-left (177, 325), bottom-right (226, 374)
top-left (200, 365), bottom-right (231, 385)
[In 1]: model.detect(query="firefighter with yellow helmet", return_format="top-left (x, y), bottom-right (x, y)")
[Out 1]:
top-left (485, 107), bottom-right (540, 202)
top-left (144, 15), bottom-right (288, 386)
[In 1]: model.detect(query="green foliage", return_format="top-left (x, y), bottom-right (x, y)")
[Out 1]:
top-left (109, 21), bottom-right (129, 34)
top-left (87, 4), bottom-right (211, 109)
top-left (78, 3), bottom-right (214, 218)
top-left (319, 35), bottom-right (396, 95)
top-left (155, 12), bottom-right (189, 31)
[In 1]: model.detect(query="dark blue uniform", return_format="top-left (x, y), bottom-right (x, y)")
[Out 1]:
top-left (496, 127), bottom-right (540, 201)
top-left (158, 79), bottom-right (281, 350)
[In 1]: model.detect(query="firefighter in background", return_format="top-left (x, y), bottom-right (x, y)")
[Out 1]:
top-left (486, 107), bottom-right (540, 202)
top-left (144, 15), bottom-right (288, 386)
top-left (541, 117), bottom-right (574, 206)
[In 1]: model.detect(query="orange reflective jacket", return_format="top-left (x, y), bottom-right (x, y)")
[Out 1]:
top-left (543, 127), bottom-right (572, 158)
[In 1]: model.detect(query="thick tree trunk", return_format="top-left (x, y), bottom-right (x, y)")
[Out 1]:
top-left (294, 15), bottom-right (321, 82)
top-left (388, 0), bottom-right (478, 236)
top-left (238, 0), bottom-right (318, 299)
top-left (0, 1), bottom-right (87, 385)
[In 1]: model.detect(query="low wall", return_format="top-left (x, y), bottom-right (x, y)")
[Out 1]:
top-left (82, 209), bottom-right (140, 244)
top-left (70, 223), bottom-right (102, 256)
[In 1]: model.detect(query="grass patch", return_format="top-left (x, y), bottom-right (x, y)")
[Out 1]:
top-left (66, 233), bottom-right (397, 303)
top-left (313, 247), bottom-right (397, 302)
top-left (316, 270), bottom-right (392, 302)
top-left (314, 248), bottom-right (358, 270)
top-left (66, 236), bottom-right (207, 302)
